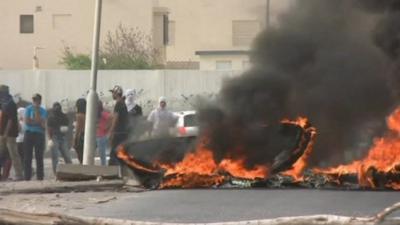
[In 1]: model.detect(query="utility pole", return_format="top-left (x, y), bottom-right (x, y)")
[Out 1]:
top-left (83, 0), bottom-right (102, 165)
top-left (266, 0), bottom-right (270, 28)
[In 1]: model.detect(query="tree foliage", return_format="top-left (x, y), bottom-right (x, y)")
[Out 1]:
top-left (60, 24), bottom-right (160, 70)
top-left (60, 47), bottom-right (91, 70)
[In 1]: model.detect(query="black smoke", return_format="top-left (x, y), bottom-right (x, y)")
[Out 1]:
top-left (199, 0), bottom-right (400, 167)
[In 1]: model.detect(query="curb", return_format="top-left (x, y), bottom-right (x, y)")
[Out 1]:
top-left (0, 180), bottom-right (127, 195)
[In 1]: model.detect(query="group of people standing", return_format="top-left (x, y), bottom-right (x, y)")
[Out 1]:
top-left (0, 86), bottom-right (47, 181)
top-left (0, 84), bottom-right (177, 181)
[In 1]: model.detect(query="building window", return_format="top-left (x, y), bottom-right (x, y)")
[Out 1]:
top-left (216, 60), bottom-right (232, 71)
top-left (232, 20), bottom-right (260, 46)
top-left (20, 15), bottom-right (34, 33)
top-left (168, 21), bottom-right (176, 46)
top-left (163, 15), bottom-right (169, 45)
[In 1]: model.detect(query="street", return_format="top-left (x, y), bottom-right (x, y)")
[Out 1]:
top-left (73, 189), bottom-right (400, 223)
top-left (1, 148), bottom-right (399, 223)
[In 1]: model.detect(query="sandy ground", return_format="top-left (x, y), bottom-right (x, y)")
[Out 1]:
top-left (0, 191), bottom-right (134, 214)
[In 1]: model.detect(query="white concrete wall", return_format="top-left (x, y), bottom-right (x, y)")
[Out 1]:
top-left (0, 70), bottom-right (241, 114)
top-left (199, 55), bottom-right (250, 71)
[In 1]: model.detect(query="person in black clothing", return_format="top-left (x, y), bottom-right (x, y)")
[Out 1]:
top-left (47, 102), bottom-right (72, 174)
top-left (0, 97), bottom-right (12, 180)
top-left (108, 85), bottom-right (128, 165)
top-left (0, 85), bottom-right (23, 180)
top-left (124, 89), bottom-right (143, 137)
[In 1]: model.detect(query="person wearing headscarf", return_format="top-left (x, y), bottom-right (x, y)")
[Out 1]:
top-left (125, 89), bottom-right (143, 117)
top-left (124, 89), bottom-right (143, 137)
top-left (147, 96), bottom-right (178, 138)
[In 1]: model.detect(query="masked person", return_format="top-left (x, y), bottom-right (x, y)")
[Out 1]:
top-left (124, 89), bottom-right (143, 138)
top-left (24, 93), bottom-right (47, 181)
top-left (108, 85), bottom-right (128, 165)
top-left (147, 96), bottom-right (178, 138)
top-left (47, 102), bottom-right (72, 174)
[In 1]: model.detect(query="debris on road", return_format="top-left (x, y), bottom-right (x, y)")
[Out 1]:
top-left (90, 196), bottom-right (117, 204)
top-left (1, 202), bottom-right (400, 225)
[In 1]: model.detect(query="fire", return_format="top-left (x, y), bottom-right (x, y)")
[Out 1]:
top-left (314, 107), bottom-right (400, 190)
top-left (162, 117), bottom-right (313, 188)
top-left (162, 145), bottom-right (218, 176)
top-left (281, 116), bottom-right (309, 128)
top-left (387, 182), bottom-right (400, 190)
top-left (117, 116), bottom-right (316, 189)
top-left (219, 158), bottom-right (269, 179)
top-left (281, 117), bottom-right (317, 181)
top-left (117, 146), bottom-right (160, 174)
top-left (160, 139), bottom-right (269, 188)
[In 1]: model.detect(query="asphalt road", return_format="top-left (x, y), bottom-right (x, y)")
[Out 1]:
top-left (75, 189), bottom-right (400, 223)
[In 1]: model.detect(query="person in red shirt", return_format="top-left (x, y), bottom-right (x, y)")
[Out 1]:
top-left (96, 101), bottom-right (110, 166)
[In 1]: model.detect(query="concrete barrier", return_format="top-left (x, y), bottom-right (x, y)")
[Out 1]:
top-left (0, 70), bottom-right (242, 113)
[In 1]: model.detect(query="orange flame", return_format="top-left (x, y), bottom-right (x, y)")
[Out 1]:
top-left (219, 158), bottom-right (269, 179)
top-left (161, 117), bottom-right (313, 188)
top-left (162, 145), bottom-right (218, 176)
top-left (387, 182), bottom-right (400, 190)
top-left (281, 116), bottom-right (309, 128)
top-left (117, 146), bottom-right (160, 174)
top-left (314, 107), bottom-right (400, 189)
top-left (160, 138), bottom-right (269, 188)
top-left (281, 117), bottom-right (317, 181)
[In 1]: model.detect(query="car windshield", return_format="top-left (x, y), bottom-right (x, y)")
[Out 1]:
top-left (184, 114), bottom-right (198, 127)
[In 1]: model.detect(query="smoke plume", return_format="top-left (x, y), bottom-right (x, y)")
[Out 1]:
top-left (200, 0), bottom-right (400, 167)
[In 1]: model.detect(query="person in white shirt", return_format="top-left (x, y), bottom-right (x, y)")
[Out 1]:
top-left (16, 107), bottom-right (25, 167)
top-left (147, 97), bottom-right (178, 138)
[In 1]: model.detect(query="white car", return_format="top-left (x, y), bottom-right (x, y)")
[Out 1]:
top-left (171, 111), bottom-right (199, 137)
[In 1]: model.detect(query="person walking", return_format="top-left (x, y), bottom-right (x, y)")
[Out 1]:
top-left (96, 101), bottom-right (110, 166)
top-left (0, 85), bottom-right (23, 181)
top-left (47, 102), bottom-right (72, 174)
top-left (108, 85), bottom-right (128, 165)
top-left (73, 98), bottom-right (86, 164)
top-left (24, 93), bottom-right (47, 181)
top-left (147, 96), bottom-right (178, 138)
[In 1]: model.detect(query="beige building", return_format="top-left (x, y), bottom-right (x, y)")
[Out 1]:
top-left (0, 0), bottom-right (292, 70)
